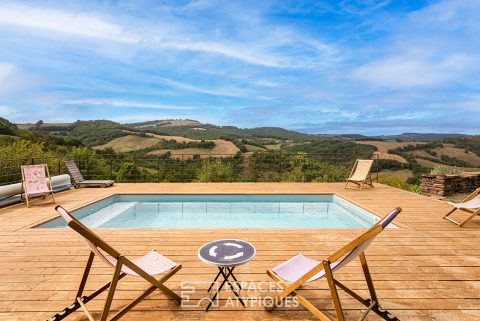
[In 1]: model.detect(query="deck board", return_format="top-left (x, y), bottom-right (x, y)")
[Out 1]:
top-left (1, 183), bottom-right (479, 321)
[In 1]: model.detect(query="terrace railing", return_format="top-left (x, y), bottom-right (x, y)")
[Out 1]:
top-left (0, 152), bottom-right (381, 186)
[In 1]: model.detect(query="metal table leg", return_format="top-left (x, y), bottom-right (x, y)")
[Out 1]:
top-left (205, 267), bottom-right (245, 311)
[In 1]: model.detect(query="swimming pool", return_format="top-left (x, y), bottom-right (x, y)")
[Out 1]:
top-left (37, 194), bottom-right (392, 229)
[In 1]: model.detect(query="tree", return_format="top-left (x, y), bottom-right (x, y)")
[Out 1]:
top-left (0, 139), bottom-right (57, 184)
top-left (196, 159), bottom-right (234, 182)
top-left (69, 146), bottom-right (110, 180)
top-left (35, 120), bottom-right (44, 129)
top-left (0, 117), bottom-right (17, 135)
top-left (284, 153), bottom-right (307, 182)
top-left (116, 162), bottom-right (141, 182)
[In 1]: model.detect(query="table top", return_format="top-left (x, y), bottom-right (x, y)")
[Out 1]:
top-left (198, 239), bottom-right (256, 267)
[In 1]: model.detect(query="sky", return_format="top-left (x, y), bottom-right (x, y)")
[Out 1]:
top-left (0, 0), bottom-right (479, 135)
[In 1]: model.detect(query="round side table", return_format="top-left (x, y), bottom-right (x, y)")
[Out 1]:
top-left (198, 239), bottom-right (256, 311)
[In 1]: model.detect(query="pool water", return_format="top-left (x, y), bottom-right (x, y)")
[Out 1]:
top-left (37, 194), bottom-right (390, 229)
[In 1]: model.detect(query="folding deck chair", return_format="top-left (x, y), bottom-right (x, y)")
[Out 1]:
top-left (443, 187), bottom-right (480, 227)
top-left (64, 160), bottom-right (114, 188)
top-left (49, 205), bottom-right (182, 321)
top-left (345, 159), bottom-right (374, 190)
top-left (21, 164), bottom-right (55, 207)
top-left (265, 208), bottom-right (402, 321)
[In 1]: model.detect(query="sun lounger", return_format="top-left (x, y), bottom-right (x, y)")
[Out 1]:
top-left (50, 205), bottom-right (182, 321)
top-left (64, 160), bottom-right (114, 188)
top-left (443, 187), bottom-right (480, 227)
top-left (345, 159), bottom-right (374, 190)
top-left (265, 208), bottom-right (402, 321)
top-left (20, 164), bottom-right (55, 207)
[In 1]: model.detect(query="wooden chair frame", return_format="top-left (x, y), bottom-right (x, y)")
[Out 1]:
top-left (265, 225), bottom-right (398, 321)
top-left (64, 160), bottom-right (114, 188)
top-left (443, 187), bottom-right (480, 227)
top-left (20, 164), bottom-right (55, 208)
top-left (50, 210), bottom-right (182, 321)
top-left (344, 160), bottom-right (374, 190)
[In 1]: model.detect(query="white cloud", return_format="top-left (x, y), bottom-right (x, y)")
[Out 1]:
top-left (153, 39), bottom-right (285, 68)
top-left (0, 3), bottom-right (336, 68)
top-left (349, 0), bottom-right (480, 90)
top-left (0, 62), bottom-right (42, 97)
top-left (352, 53), bottom-right (470, 88)
top-left (0, 63), bottom-right (15, 82)
top-left (63, 99), bottom-right (194, 110)
top-left (0, 4), bottom-right (135, 43)
top-left (156, 77), bottom-right (247, 97)
top-left (338, 0), bottom-right (391, 15)
top-left (0, 105), bottom-right (13, 113)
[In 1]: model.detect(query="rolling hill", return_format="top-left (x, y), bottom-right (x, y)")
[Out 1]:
top-left (4, 116), bottom-right (480, 188)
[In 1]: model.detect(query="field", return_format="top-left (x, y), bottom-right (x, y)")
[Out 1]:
top-left (356, 141), bottom-right (426, 163)
top-left (413, 145), bottom-right (480, 166)
top-left (264, 144), bottom-right (282, 150)
top-left (245, 144), bottom-right (266, 152)
top-left (93, 132), bottom-right (240, 157)
top-left (415, 158), bottom-right (480, 172)
top-left (16, 122), bottom-right (72, 130)
top-left (93, 135), bottom-right (161, 152)
top-left (377, 169), bottom-right (414, 182)
top-left (147, 133), bottom-right (196, 142)
top-left (134, 119), bottom-right (201, 128)
top-left (356, 140), bottom-right (426, 152)
top-left (148, 139), bottom-right (239, 159)
top-left (432, 144), bottom-right (480, 166)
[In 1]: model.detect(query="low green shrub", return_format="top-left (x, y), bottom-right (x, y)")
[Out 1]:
top-left (429, 165), bottom-right (462, 175)
top-left (377, 175), bottom-right (420, 193)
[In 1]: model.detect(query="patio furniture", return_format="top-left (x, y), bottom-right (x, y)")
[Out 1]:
top-left (265, 207), bottom-right (402, 321)
top-left (198, 239), bottom-right (256, 311)
top-left (0, 174), bottom-right (70, 207)
top-left (50, 205), bottom-right (182, 321)
top-left (443, 187), bottom-right (480, 227)
top-left (20, 164), bottom-right (55, 207)
top-left (345, 159), bottom-right (374, 190)
top-left (64, 160), bottom-right (114, 188)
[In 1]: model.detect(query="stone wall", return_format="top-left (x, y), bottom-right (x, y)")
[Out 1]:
top-left (421, 173), bottom-right (480, 198)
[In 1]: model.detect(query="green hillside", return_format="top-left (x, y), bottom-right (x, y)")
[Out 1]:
top-left (446, 136), bottom-right (480, 156)
top-left (3, 117), bottom-right (478, 190)
top-left (141, 123), bottom-right (320, 142)
top-left (31, 120), bottom-right (134, 146)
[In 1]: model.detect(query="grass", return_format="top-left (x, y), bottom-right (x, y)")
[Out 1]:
top-left (245, 144), bottom-right (266, 152)
top-left (94, 135), bottom-right (161, 152)
top-left (433, 144), bottom-right (480, 166)
top-left (377, 169), bottom-right (414, 183)
top-left (147, 133), bottom-right (196, 142)
top-left (264, 144), bottom-right (282, 150)
top-left (355, 140), bottom-right (426, 153)
top-left (356, 141), bottom-right (427, 164)
top-left (415, 158), bottom-right (480, 172)
top-left (148, 139), bottom-right (239, 158)
top-left (94, 132), bottom-right (239, 156)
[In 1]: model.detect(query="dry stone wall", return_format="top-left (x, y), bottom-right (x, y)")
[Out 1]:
top-left (421, 173), bottom-right (480, 198)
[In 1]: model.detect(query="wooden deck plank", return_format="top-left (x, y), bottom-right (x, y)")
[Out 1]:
top-left (1, 182), bottom-right (479, 320)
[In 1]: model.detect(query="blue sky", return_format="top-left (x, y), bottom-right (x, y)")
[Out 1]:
top-left (0, 0), bottom-right (478, 135)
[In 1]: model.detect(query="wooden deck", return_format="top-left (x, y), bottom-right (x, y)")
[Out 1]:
top-left (1, 183), bottom-right (480, 321)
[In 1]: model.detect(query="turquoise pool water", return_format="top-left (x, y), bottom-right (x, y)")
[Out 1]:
top-left (37, 194), bottom-right (389, 228)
